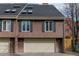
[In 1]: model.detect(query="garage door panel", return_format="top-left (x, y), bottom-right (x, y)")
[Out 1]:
top-left (0, 39), bottom-right (9, 53)
top-left (24, 39), bottom-right (55, 53)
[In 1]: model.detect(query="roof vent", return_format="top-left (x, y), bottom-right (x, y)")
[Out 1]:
top-left (21, 10), bottom-right (27, 14)
top-left (13, 5), bottom-right (21, 8)
top-left (5, 9), bottom-right (11, 13)
top-left (11, 9), bottom-right (17, 13)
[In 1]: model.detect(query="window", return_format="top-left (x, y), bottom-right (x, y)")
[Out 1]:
top-left (5, 9), bottom-right (11, 13)
top-left (21, 21), bottom-right (31, 32)
top-left (24, 6), bottom-right (33, 14)
top-left (27, 9), bottom-right (32, 14)
top-left (11, 9), bottom-right (17, 13)
top-left (3, 20), bottom-right (6, 30)
top-left (44, 21), bottom-right (55, 32)
top-left (21, 10), bottom-right (27, 14)
top-left (0, 20), bottom-right (12, 32)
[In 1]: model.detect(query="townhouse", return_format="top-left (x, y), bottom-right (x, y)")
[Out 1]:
top-left (0, 3), bottom-right (64, 54)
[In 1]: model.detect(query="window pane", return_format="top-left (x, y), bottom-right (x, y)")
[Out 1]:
top-left (22, 21), bottom-right (26, 31)
top-left (49, 21), bottom-right (53, 31)
top-left (25, 21), bottom-right (27, 31)
top-left (46, 21), bottom-right (48, 31)
top-left (6, 20), bottom-right (11, 32)
top-left (3, 21), bottom-right (6, 30)
top-left (49, 21), bottom-right (55, 32)
top-left (27, 21), bottom-right (30, 31)
top-left (52, 22), bottom-right (56, 32)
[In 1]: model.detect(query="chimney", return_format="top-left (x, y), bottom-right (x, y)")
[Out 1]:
top-left (42, 3), bottom-right (48, 5)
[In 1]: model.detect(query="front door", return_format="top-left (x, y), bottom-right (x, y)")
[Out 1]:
top-left (10, 38), bottom-right (15, 53)
top-left (18, 38), bottom-right (24, 53)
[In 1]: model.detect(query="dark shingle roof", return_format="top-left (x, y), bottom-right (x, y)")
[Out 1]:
top-left (0, 3), bottom-right (64, 19)
top-left (19, 4), bottom-right (64, 17)
top-left (0, 3), bottom-right (25, 15)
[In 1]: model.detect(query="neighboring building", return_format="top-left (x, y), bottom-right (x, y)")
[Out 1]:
top-left (64, 18), bottom-right (72, 50)
top-left (0, 3), bottom-right (64, 54)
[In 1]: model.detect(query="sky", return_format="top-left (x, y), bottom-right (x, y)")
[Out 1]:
top-left (0, 0), bottom-right (78, 3)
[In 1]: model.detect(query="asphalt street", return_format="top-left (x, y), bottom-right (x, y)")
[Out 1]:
top-left (0, 53), bottom-right (78, 56)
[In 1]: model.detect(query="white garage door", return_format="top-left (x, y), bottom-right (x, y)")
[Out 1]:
top-left (24, 39), bottom-right (55, 53)
top-left (0, 39), bottom-right (9, 53)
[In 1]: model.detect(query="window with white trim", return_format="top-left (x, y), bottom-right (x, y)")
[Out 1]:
top-left (21, 21), bottom-right (31, 32)
top-left (0, 20), bottom-right (11, 32)
top-left (44, 21), bottom-right (55, 32)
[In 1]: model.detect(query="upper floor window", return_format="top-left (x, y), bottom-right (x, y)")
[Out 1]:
top-left (44, 21), bottom-right (55, 32)
top-left (0, 20), bottom-right (12, 32)
top-left (20, 21), bottom-right (32, 32)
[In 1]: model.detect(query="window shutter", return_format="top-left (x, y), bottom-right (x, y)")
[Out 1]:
top-left (11, 20), bottom-right (13, 32)
top-left (53, 21), bottom-right (56, 32)
top-left (19, 21), bottom-right (21, 32)
top-left (30, 21), bottom-right (32, 32)
top-left (42, 21), bottom-right (45, 32)
top-left (0, 20), bottom-right (2, 32)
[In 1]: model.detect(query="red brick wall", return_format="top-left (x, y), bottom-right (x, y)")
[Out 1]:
top-left (0, 20), bottom-right (64, 38)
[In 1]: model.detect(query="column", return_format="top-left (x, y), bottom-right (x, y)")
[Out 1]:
top-left (15, 20), bottom-right (19, 54)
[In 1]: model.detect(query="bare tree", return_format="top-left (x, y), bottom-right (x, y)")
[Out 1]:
top-left (63, 3), bottom-right (71, 17)
top-left (64, 3), bottom-right (79, 51)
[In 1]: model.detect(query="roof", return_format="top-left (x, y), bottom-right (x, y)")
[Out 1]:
top-left (0, 3), bottom-right (25, 15)
top-left (0, 3), bottom-right (64, 20)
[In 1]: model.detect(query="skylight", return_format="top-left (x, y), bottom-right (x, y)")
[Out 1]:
top-left (5, 9), bottom-right (11, 13)
top-left (21, 10), bottom-right (27, 14)
top-left (11, 9), bottom-right (17, 13)
top-left (27, 9), bottom-right (33, 14)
